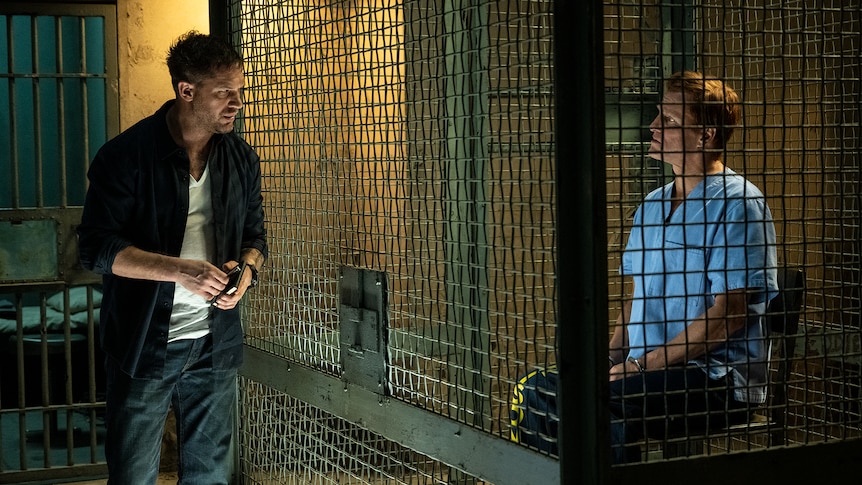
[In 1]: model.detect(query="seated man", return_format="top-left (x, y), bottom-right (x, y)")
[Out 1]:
top-left (608, 71), bottom-right (778, 463)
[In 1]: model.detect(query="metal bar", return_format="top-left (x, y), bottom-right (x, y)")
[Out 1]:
top-left (220, 4), bottom-right (245, 481)
top-left (14, 293), bottom-right (27, 471)
top-left (86, 285), bottom-right (99, 462)
top-left (31, 15), bottom-right (44, 207)
top-left (80, 16), bottom-right (90, 200)
top-left (240, 346), bottom-right (561, 485)
top-left (7, 15), bottom-right (20, 208)
top-left (209, 0), bottom-right (229, 41)
top-left (554, 1), bottom-right (608, 484)
top-left (0, 72), bottom-right (106, 79)
top-left (63, 289), bottom-right (75, 463)
top-left (0, 402), bottom-right (103, 415)
top-left (56, 16), bottom-right (68, 207)
top-left (38, 296), bottom-right (53, 465)
top-left (0, 464), bottom-right (109, 485)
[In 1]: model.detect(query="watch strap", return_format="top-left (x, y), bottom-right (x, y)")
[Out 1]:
top-left (247, 263), bottom-right (259, 288)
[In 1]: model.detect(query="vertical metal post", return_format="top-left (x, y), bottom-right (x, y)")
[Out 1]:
top-left (209, 0), bottom-right (229, 41)
top-left (555, 0), bottom-right (608, 484)
top-left (56, 16), bottom-right (68, 207)
top-left (7, 15), bottom-right (21, 208)
top-left (31, 16), bottom-right (44, 208)
top-left (209, 0), bottom-right (243, 51)
top-left (87, 286), bottom-right (99, 462)
top-left (211, 0), bottom-right (245, 136)
top-left (38, 296), bottom-right (52, 465)
top-left (14, 293), bottom-right (27, 470)
top-left (80, 17), bottom-right (90, 199)
top-left (62, 290), bottom-right (76, 463)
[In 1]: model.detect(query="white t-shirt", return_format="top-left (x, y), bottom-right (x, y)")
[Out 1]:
top-left (168, 164), bottom-right (216, 342)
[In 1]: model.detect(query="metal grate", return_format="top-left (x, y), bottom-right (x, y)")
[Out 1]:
top-left (604, 0), bottom-right (862, 460)
top-left (231, 0), bottom-right (862, 481)
top-left (234, 0), bottom-right (555, 481)
top-left (0, 12), bottom-right (112, 209)
top-left (238, 376), bottom-right (478, 484)
top-left (1, 4), bottom-right (116, 482)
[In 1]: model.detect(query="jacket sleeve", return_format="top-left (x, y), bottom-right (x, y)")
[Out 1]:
top-left (241, 148), bottom-right (268, 262)
top-left (77, 143), bottom-right (137, 275)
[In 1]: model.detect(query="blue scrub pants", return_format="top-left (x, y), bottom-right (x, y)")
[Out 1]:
top-left (609, 365), bottom-right (750, 464)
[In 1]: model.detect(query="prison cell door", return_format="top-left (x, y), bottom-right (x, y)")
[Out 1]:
top-left (0, 3), bottom-right (118, 483)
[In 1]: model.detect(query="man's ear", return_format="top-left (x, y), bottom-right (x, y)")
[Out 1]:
top-left (176, 81), bottom-right (194, 102)
top-left (702, 127), bottom-right (718, 147)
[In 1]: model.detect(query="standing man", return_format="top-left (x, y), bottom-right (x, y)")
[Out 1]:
top-left (608, 71), bottom-right (777, 463)
top-left (78, 31), bottom-right (266, 483)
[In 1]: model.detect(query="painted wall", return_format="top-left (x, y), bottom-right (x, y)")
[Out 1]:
top-left (117, 0), bottom-right (210, 130)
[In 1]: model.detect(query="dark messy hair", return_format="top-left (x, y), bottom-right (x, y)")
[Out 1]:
top-left (666, 71), bottom-right (742, 149)
top-left (166, 31), bottom-right (243, 94)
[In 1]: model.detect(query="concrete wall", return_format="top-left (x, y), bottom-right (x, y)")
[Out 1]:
top-left (117, 0), bottom-right (210, 130)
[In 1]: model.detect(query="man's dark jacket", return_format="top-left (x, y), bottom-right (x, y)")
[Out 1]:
top-left (78, 100), bottom-right (268, 379)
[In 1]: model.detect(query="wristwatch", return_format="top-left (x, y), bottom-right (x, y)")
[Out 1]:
top-left (247, 263), bottom-right (259, 288)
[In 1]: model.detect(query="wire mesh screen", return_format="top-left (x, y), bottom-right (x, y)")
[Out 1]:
top-left (231, 0), bottom-right (862, 480)
top-left (604, 0), bottom-right (861, 460)
top-left (237, 0), bottom-right (553, 448)
top-left (234, 0), bottom-right (554, 481)
top-left (239, 376), bottom-right (488, 484)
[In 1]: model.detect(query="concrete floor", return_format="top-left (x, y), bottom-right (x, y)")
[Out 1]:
top-left (67, 473), bottom-right (178, 485)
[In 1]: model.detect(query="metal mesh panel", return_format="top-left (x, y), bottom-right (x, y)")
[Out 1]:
top-left (697, 0), bottom-right (862, 449)
top-left (238, 0), bottom-right (554, 443)
top-left (233, 0), bottom-right (862, 479)
top-left (239, 376), bottom-right (480, 484)
top-left (604, 0), bottom-right (861, 461)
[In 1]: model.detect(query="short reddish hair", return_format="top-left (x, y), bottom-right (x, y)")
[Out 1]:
top-left (666, 71), bottom-right (741, 149)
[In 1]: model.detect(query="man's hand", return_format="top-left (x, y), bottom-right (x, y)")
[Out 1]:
top-left (209, 261), bottom-right (254, 310)
top-left (609, 359), bottom-right (643, 382)
top-left (176, 259), bottom-right (231, 303)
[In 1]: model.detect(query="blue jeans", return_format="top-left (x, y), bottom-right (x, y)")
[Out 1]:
top-left (104, 335), bottom-right (237, 485)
